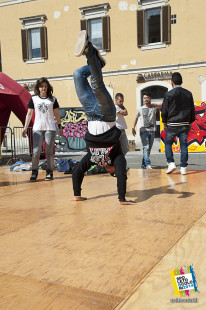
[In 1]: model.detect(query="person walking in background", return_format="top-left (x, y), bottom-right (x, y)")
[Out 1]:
top-left (132, 91), bottom-right (162, 169)
top-left (22, 77), bottom-right (63, 182)
top-left (72, 30), bottom-right (135, 205)
top-left (115, 93), bottom-right (129, 156)
top-left (161, 72), bottom-right (195, 175)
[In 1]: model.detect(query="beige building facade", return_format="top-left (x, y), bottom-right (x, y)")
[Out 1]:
top-left (1, 0), bottom-right (206, 145)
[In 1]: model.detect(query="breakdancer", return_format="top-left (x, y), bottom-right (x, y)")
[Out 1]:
top-left (72, 30), bottom-right (135, 205)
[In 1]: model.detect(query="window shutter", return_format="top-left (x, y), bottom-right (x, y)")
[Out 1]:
top-left (80, 19), bottom-right (88, 31)
top-left (21, 29), bottom-right (28, 61)
top-left (162, 5), bottom-right (171, 44)
top-left (40, 26), bottom-right (48, 59)
top-left (137, 10), bottom-right (145, 47)
top-left (102, 16), bottom-right (110, 51)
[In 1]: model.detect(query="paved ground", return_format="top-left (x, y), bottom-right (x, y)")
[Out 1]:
top-left (126, 152), bottom-right (206, 170)
top-left (1, 140), bottom-right (205, 170)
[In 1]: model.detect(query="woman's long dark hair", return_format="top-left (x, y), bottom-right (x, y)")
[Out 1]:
top-left (34, 77), bottom-right (53, 99)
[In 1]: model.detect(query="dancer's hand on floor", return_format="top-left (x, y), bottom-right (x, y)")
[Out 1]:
top-left (71, 196), bottom-right (87, 201)
top-left (120, 200), bottom-right (136, 205)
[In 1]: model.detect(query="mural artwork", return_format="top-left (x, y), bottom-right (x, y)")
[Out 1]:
top-left (55, 108), bottom-right (88, 153)
top-left (160, 101), bottom-right (206, 153)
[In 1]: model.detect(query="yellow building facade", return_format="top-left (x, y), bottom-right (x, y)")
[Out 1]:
top-left (1, 0), bottom-right (206, 145)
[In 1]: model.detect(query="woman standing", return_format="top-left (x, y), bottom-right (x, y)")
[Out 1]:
top-left (22, 77), bottom-right (62, 182)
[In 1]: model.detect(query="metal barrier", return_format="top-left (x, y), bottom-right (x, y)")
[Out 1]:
top-left (0, 126), bottom-right (14, 165)
top-left (1, 126), bottom-right (54, 165)
top-left (13, 127), bottom-right (33, 162)
top-left (13, 127), bottom-right (47, 162)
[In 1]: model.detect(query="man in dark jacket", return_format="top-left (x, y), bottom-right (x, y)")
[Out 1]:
top-left (162, 72), bottom-right (195, 175)
top-left (71, 30), bottom-right (135, 205)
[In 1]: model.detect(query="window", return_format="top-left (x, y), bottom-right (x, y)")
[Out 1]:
top-left (171, 14), bottom-right (177, 24)
top-left (88, 18), bottom-right (103, 50)
top-left (29, 28), bottom-right (41, 58)
top-left (19, 15), bottom-right (48, 62)
top-left (145, 8), bottom-right (161, 44)
top-left (79, 3), bottom-right (111, 52)
top-left (137, 5), bottom-right (171, 48)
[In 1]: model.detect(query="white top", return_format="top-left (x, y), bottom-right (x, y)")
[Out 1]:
top-left (88, 120), bottom-right (116, 135)
top-left (136, 105), bottom-right (157, 132)
top-left (115, 105), bottom-right (127, 130)
top-left (28, 95), bottom-right (59, 131)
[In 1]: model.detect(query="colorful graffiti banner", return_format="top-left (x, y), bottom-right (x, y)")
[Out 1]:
top-left (160, 101), bottom-right (206, 152)
top-left (55, 108), bottom-right (87, 153)
top-left (170, 265), bottom-right (199, 298)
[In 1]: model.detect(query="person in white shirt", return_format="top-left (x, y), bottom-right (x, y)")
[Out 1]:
top-left (132, 91), bottom-right (162, 169)
top-left (115, 93), bottom-right (129, 156)
top-left (22, 77), bottom-right (62, 182)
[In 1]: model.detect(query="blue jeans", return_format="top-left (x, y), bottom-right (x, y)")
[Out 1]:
top-left (32, 130), bottom-right (56, 172)
top-left (140, 130), bottom-right (155, 167)
top-left (73, 42), bottom-right (116, 122)
top-left (165, 125), bottom-right (190, 167)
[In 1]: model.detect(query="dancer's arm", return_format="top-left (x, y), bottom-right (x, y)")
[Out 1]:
top-left (113, 153), bottom-right (136, 205)
top-left (71, 153), bottom-right (92, 201)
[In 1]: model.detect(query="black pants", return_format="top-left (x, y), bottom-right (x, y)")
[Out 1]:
top-left (72, 151), bottom-right (127, 201)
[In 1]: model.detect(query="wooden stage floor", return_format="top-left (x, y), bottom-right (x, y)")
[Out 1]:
top-left (0, 166), bottom-right (205, 309)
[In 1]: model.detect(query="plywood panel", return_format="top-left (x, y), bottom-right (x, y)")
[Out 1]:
top-left (0, 167), bottom-right (206, 309)
top-left (0, 272), bottom-right (121, 310)
top-left (117, 213), bottom-right (206, 310)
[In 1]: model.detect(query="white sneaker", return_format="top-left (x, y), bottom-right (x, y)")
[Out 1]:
top-left (146, 165), bottom-right (152, 169)
top-left (180, 167), bottom-right (187, 175)
top-left (166, 162), bottom-right (176, 174)
top-left (74, 30), bottom-right (89, 57)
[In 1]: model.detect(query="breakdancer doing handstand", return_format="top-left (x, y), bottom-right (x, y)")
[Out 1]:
top-left (72, 30), bottom-right (135, 205)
